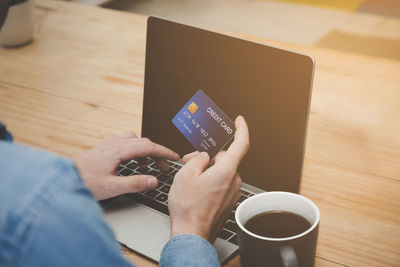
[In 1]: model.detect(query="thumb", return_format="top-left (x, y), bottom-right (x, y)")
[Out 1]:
top-left (182, 151), bottom-right (200, 164)
top-left (111, 175), bottom-right (158, 195)
top-left (127, 175), bottom-right (158, 192)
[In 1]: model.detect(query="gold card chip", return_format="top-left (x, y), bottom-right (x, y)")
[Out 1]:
top-left (187, 102), bottom-right (198, 114)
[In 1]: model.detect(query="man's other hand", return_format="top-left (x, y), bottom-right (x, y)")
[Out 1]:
top-left (75, 132), bottom-right (179, 200)
top-left (168, 115), bottom-right (250, 242)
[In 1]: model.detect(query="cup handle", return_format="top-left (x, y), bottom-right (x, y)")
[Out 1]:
top-left (280, 246), bottom-right (298, 267)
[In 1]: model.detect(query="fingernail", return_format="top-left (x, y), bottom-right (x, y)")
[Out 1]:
top-left (200, 152), bottom-right (209, 158)
top-left (147, 177), bottom-right (157, 188)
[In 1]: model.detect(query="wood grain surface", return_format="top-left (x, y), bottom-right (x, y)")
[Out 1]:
top-left (0, 0), bottom-right (399, 266)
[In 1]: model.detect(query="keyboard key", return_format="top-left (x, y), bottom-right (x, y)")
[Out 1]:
top-left (224, 220), bottom-right (237, 232)
top-left (141, 157), bottom-right (154, 166)
top-left (228, 235), bottom-right (238, 245)
top-left (160, 185), bottom-right (170, 194)
top-left (239, 194), bottom-right (247, 203)
top-left (169, 168), bottom-right (178, 177)
top-left (127, 194), bottom-right (169, 215)
top-left (118, 168), bottom-right (133, 176)
top-left (157, 174), bottom-right (170, 182)
top-left (155, 193), bottom-right (168, 203)
top-left (165, 178), bottom-right (173, 185)
top-left (149, 170), bottom-right (160, 177)
top-left (218, 229), bottom-right (233, 240)
top-left (229, 211), bottom-right (235, 221)
top-left (149, 162), bottom-right (159, 169)
top-left (120, 160), bottom-right (131, 166)
top-left (171, 163), bottom-right (182, 169)
top-left (116, 165), bottom-right (124, 173)
top-left (125, 161), bottom-right (139, 170)
top-left (156, 181), bottom-right (165, 190)
top-left (240, 189), bottom-right (250, 196)
top-left (137, 166), bottom-right (151, 174)
top-left (144, 190), bottom-right (160, 198)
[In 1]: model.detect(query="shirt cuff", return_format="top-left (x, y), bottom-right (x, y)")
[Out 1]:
top-left (159, 234), bottom-right (220, 267)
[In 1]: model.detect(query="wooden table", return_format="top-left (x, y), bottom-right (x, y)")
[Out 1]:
top-left (1, 0), bottom-right (399, 266)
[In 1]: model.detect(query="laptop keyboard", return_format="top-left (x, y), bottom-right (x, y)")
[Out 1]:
top-left (116, 157), bottom-right (254, 246)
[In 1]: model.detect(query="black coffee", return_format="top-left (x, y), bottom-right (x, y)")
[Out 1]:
top-left (244, 210), bottom-right (311, 238)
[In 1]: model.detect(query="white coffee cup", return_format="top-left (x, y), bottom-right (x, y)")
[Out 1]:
top-left (235, 191), bottom-right (320, 267)
top-left (0, 0), bottom-right (34, 47)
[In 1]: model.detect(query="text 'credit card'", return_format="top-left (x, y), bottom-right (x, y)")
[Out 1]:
top-left (172, 90), bottom-right (235, 159)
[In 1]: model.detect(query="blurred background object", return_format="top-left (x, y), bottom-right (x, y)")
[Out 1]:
top-left (66, 0), bottom-right (400, 61)
top-left (0, 0), bottom-right (34, 47)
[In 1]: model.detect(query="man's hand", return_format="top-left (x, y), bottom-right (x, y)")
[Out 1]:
top-left (168, 115), bottom-right (250, 242)
top-left (75, 132), bottom-right (179, 200)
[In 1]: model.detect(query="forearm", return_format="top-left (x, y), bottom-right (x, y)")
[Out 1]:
top-left (159, 234), bottom-right (220, 267)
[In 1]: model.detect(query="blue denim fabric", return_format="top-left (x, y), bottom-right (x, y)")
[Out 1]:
top-left (0, 140), bottom-right (220, 267)
top-left (0, 141), bottom-right (133, 267)
top-left (160, 234), bottom-right (220, 267)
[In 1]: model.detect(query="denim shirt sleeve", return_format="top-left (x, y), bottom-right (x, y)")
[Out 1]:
top-left (159, 234), bottom-right (221, 267)
top-left (0, 141), bottom-right (133, 267)
top-left (0, 136), bottom-right (221, 267)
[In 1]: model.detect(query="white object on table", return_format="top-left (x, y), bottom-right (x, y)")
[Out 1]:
top-left (0, 0), bottom-right (34, 47)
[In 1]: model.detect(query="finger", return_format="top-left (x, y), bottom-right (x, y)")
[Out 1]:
top-left (209, 150), bottom-right (226, 166)
top-left (115, 131), bottom-right (137, 139)
top-left (117, 138), bottom-right (180, 162)
top-left (225, 115), bottom-right (250, 166)
top-left (109, 174), bottom-right (158, 195)
top-left (129, 174), bottom-right (158, 192)
top-left (137, 157), bottom-right (147, 167)
top-left (210, 177), bottom-right (241, 242)
top-left (182, 151), bottom-right (200, 164)
top-left (156, 159), bottom-right (171, 172)
top-left (105, 134), bottom-right (117, 141)
top-left (177, 152), bottom-right (209, 179)
top-left (233, 173), bottom-right (242, 201)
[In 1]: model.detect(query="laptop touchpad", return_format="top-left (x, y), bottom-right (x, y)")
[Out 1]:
top-left (103, 196), bottom-right (170, 262)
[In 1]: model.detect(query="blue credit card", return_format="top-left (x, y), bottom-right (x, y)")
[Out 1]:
top-left (172, 90), bottom-right (235, 159)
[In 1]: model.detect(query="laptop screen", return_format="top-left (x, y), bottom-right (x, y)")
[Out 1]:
top-left (142, 17), bottom-right (314, 193)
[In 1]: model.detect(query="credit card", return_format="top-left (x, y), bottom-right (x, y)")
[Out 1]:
top-left (172, 90), bottom-right (235, 159)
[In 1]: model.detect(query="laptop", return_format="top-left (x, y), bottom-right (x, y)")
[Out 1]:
top-left (101, 16), bottom-right (314, 264)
